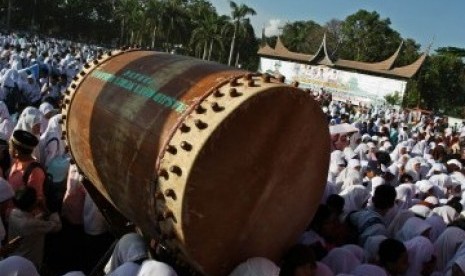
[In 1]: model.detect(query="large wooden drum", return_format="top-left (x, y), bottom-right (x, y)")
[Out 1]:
top-left (62, 49), bottom-right (330, 275)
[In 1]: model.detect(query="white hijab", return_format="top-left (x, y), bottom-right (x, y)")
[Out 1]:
top-left (137, 260), bottom-right (178, 276)
top-left (0, 101), bottom-right (13, 140)
top-left (39, 114), bottom-right (64, 166)
top-left (432, 205), bottom-right (458, 224)
top-left (0, 68), bottom-right (19, 87)
top-left (426, 215), bottom-right (447, 242)
top-left (410, 204), bottom-right (432, 218)
top-left (406, 157), bottom-right (422, 182)
top-left (396, 216), bottom-right (432, 242)
top-left (314, 262), bottom-right (334, 276)
top-left (337, 168), bottom-right (362, 193)
top-left (434, 226), bottom-right (465, 272)
top-left (340, 185), bottom-right (370, 214)
top-left (369, 176), bottom-right (385, 195)
top-left (351, 264), bottom-right (387, 276)
top-left (229, 257), bottom-right (279, 276)
top-left (342, 244), bottom-right (365, 263)
top-left (445, 241), bottom-right (465, 273)
top-left (14, 106), bottom-right (43, 136)
top-left (104, 233), bottom-right (148, 274)
top-left (322, 247), bottom-right (361, 275)
top-left (108, 262), bottom-right (141, 276)
top-left (404, 236), bottom-right (435, 276)
top-left (387, 210), bottom-right (415, 238)
top-left (395, 184), bottom-right (413, 210)
top-left (0, 256), bottom-right (40, 276)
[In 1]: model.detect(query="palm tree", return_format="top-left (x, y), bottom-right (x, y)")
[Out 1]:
top-left (6, 0), bottom-right (12, 28)
top-left (208, 15), bottom-right (229, 60)
top-left (158, 0), bottom-right (189, 52)
top-left (146, 0), bottom-right (163, 49)
top-left (115, 0), bottom-right (142, 45)
top-left (227, 1), bottom-right (256, 66)
top-left (191, 12), bottom-right (228, 60)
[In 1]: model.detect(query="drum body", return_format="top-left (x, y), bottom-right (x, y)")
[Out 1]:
top-left (62, 50), bottom-right (330, 275)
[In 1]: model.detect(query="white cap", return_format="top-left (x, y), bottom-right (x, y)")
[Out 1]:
top-left (424, 196), bottom-right (439, 206)
top-left (447, 159), bottom-right (463, 170)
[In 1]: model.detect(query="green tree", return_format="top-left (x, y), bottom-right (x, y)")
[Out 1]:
top-left (324, 19), bottom-right (343, 56)
top-left (227, 1), bottom-right (256, 66)
top-left (436, 47), bottom-right (465, 58)
top-left (404, 54), bottom-right (465, 117)
top-left (396, 38), bottom-right (421, 66)
top-left (191, 12), bottom-right (219, 59)
top-left (115, 0), bottom-right (141, 45)
top-left (158, 0), bottom-right (190, 51)
top-left (339, 10), bottom-right (402, 62)
top-left (280, 20), bottom-right (324, 54)
top-left (384, 91), bottom-right (402, 106)
top-left (234, 18), bottom-right (259, 70)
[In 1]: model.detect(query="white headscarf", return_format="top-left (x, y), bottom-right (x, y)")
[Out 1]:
top-left (395, 216), bottom-right (432, 242)
top-left (0, 177), bottom-right (14, 203)
top-left (363, 235), bottom-right (387, 264)
top-left (410, 204), bottom-right (432, 218)
top-left (387, 210), bottom-right (415, 238)
top-left (404, 236), bottom-right (435, 276)
top-left (340, 185), bottom-right (370, 214)
top-left (229, 257), bottom-right (279, 276)
top-left (39, 114), bottom-right (65, 165)
top-left (322, 247), bottom-right (361, 275)
top-left (328, 150), bottom-right (345, 183)
top-left (445, 241), bottom-right (465, 273)
top-left (434, 226), bottom-right (465, 272)
top-left (0, 256), bottom-right (40, 276)
top-left (426, 215), bottom-right (447, 242)
top-left (429, 174), bottom-right (452, 189)
top-left (351, 264), bottom-right (387, 276)
top-left (39, 101), bottom-right (54, 116)
top-left (370, 176), bottom-right (385, 195)
top-left (108, 262), bottom-right (141, 276)
top-left (137, 260), bottom-right (178, 276)
top-left (340, 170), bottom-right (363, 192)
top-left (0, 68), bottom-right (19, 88)
top-left (395, 184), bottom-right (413, 210)
top-left (412, 140), bottom-right (428, 157)
top-left (432, 205), bottom-right (458, 224)
top-left (61, 272), bottom-right (86, 276)
top-left (342, 244), bottom-right (365, 263)
top-left (0, 101), bottom-right (14, 140)
top-left (104, 233), bottom-right (148, 274)
top-left (14, 106), bottom-right (43, 136)
top-left (314, 262), bottom-right (334, 276)
top-left (406, 157), bottom-right (422, 182)
top-left (416, 180), bottom-right (434, 196)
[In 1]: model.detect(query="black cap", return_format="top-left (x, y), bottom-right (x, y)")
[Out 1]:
top-left (366, 160), bottom-right (381, 174)
top-left (11, 130), bottom-right (39, 150)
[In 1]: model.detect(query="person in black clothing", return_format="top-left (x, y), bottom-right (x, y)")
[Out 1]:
top-left (0, 139), bottom-right (11, 179)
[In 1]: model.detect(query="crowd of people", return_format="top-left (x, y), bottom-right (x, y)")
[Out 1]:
top-left (2, 30), bottom-right (465, 276)
top-left (0, 32), bottom-right (124, 275)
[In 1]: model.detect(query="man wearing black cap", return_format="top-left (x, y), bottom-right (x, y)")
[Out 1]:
top-left (8, 130), bottom-right (46, 211)
top-left (363, 160), bottom-right (382, 187)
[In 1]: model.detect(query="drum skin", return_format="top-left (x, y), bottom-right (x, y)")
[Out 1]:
top-left (62, 49), bottom-right (330, 275)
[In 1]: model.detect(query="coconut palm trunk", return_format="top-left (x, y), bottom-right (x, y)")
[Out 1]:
top-left (227, 23), bottom-right (237, 66)
top-left (208, 40), bottom-right (214, 61)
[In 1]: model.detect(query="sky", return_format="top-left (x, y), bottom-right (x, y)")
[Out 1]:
top-left (209, 0), bottom-right (465, 51)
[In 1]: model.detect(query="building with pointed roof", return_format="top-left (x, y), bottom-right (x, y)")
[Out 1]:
top-left (258, 35), bottom-right (427, 104)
